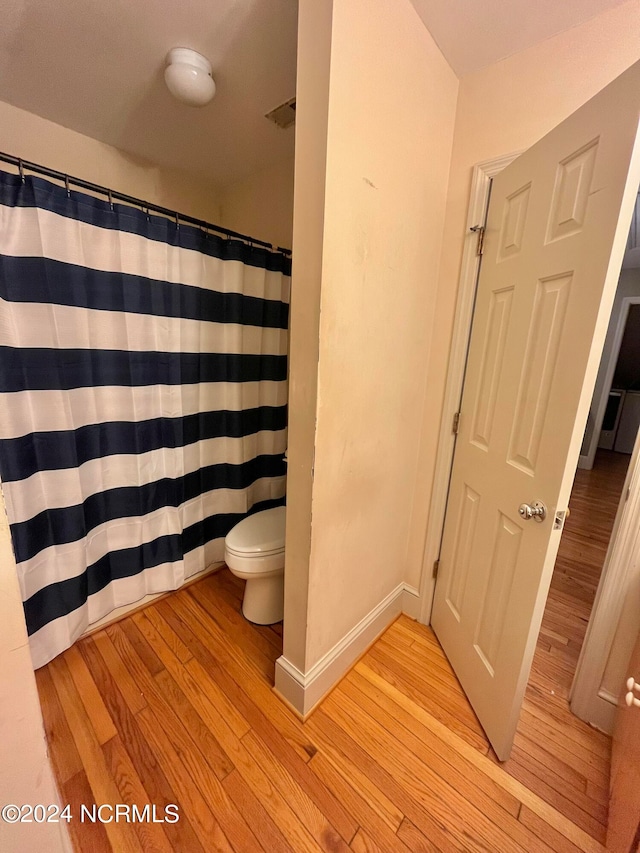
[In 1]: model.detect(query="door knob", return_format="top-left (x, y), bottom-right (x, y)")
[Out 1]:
top-left (625, 677), bottom-right (640, 706)
top-left (518, 501), bottom-right (547, 522)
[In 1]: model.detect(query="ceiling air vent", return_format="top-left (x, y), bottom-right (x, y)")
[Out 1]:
top-left (265, 97), bottom-right (296, 129)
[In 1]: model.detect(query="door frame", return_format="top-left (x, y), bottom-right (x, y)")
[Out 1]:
top-left (579, 294), bottom-right (640, 469)
top-left (417, 150), bottom-right (640, 734)
top-left (418, 151), bottom-right (521, 624)
top-left (571, 422), bottom-right (640, 732)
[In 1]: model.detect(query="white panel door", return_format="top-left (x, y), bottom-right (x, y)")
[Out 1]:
top-left (431, 60), bottom-right (640, 761)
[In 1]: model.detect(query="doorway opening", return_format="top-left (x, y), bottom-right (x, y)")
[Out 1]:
top-left (533, 263), bottom-right (640, 707)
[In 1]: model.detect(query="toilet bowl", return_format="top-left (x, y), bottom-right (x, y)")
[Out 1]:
top-left (224, 506), bottom-right (286, 625)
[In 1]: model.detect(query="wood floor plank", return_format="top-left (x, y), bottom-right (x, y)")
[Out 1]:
top-left (309, 752), bottom-right (410, 852)
top-left (136, 696), bottom-right (263, 853)
top-left (117, 625), bottom-right (322, 853)
top-left (34, 666), bottom-right (83, 784)
top-left (118, 617), bottom-right (165, 676)
top-left (76, 636), bottom-right (208, 853)
top-left (61, 769), bottom-right (112, 853)
top-left (322, 687), bottom-right (551, 853)
top-left (511, 736), bottom-right (589, 794)
top-left (135, 705), bottom-right (237, 853)
top-left (242, 729), bottom-right (354, 852)
top-left (221, 769), bottom-right (298, 853)
top-left (166, 592), bottom-right (322, 765)
top-left (153, 668), bottom-right (235, 781)
top-left (310, 744), bottom-right (405, 834)
top-left (397, 817), bottom-right (446, 853)
top-left (363, 644), bottom-right (489, 753)
top-left (48, 655), bottom-right (144, 853)
top-left (350, 827), bottom-right (388, 853)
top-left (91, 631), bottom-right (147, 715)
top-left (355, 660), bottom-right (605, 853)
top-left (502, 755), bottom-right (606, 843)
top-left (143, 604), bottom-right (193, 664)
top-left (37, 562), bottom-right (613, 853)
top-left (345, 668), bottom-right (521, 819)
top-left (191, 581), bottom-right (281, 669)
top-left (102, 735), bottom-right (174, 853)
top-left (62, 644), bottom-right (117, 746)
top-left (508, 713), bottom-right (609, 788)
top-left (510, 742), bottom-right (606, 827)
top-left (132, 608), bottom-right (251, 739)
top-left (519, 805), bottom-right (589, 853)
top-left (137, 708), bottom-right (263, 853)
top-left (520, 702), bottom-right (610, 760)
top-left (226, 730), bottom-right (334, 853)
top-left (107, 620), bottom-right (236, 783)
top-left (307, 708), bottom-right (466, 853)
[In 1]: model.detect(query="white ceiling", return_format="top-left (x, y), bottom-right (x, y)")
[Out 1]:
top-left (409, 0), bottom-right (630, 77)
top-left (0, 0), bottom-right (631, 189)
top-left (0, 0), bottom-right (298, 188)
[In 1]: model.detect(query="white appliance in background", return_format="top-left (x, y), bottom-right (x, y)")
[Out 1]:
top-left (598, 389), bottom-right (625, 450)
top-left (615, 391), bottom-right (640, 454)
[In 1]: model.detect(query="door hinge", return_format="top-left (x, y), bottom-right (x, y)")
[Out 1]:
top-left (433, 559), bottom-right (440, 579)
top-left (452, 411), bottom-right (461, 434)
top-left (470, 224), bottom-right (485, 256)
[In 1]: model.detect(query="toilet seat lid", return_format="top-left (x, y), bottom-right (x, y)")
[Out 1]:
top-left (225, 506), bottom-right (286, 555)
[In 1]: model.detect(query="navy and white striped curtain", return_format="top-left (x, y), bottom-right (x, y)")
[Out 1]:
top-left (0, 170), bottom-right (289, 668)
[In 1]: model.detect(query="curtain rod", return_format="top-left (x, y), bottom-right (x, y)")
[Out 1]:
top-left (0, 151), bottom-right (292, 256)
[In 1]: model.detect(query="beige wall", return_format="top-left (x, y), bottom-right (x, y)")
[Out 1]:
top-left (286, 0), bottom-right (458, 669)
top-left (0, 494), bottom-right (70, 852)
top-left (407, 0), bottom-right (640, 591)
top-left (220, 157), bottom-right (295, 250)
top-left (0, 100), bottom-right (222, 222)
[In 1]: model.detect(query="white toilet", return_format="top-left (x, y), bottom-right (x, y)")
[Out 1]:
top-left (224, 506), bottom-right (286, 624)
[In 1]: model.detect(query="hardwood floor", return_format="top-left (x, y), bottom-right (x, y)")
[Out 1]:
top-left (37, 564), bottom-right (613, 853)
top-left (535, 449), bottom-right (630, 684)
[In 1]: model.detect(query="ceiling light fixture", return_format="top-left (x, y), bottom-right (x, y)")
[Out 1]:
top-left (164, 48), bottom-right (216, 107)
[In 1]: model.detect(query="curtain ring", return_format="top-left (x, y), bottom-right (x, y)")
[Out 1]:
top-left (65, 175), bottom-right (70, 197)
top-left (108, 190), bottom-right (114, 211)
top-left (18, 159), bottom-right (25, 184)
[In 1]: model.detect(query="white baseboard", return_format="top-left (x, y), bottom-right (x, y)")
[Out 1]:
top-left (401, 583), bottom-right (421, 619)
top-left (274, 582), bottom-right (406, 717)
top-left (577, 453), bottom-right (592, 470)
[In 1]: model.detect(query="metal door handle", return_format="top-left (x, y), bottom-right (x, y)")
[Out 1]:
top-left (518, 501), bottom-right (547, 522)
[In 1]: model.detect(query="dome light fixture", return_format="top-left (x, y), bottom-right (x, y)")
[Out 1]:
top-left (164, 48), bottom-right (216, 107)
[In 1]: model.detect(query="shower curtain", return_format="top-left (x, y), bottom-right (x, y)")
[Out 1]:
top-left (0, 170), bottom-right (289, 668)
